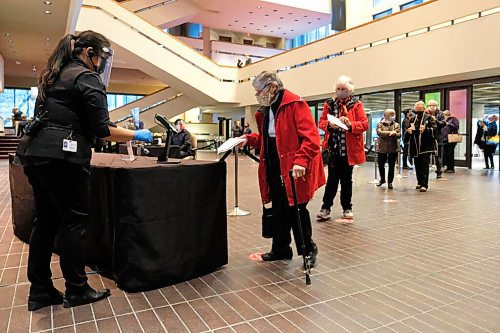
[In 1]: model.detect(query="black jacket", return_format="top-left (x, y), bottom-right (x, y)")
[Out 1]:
top-left (432, 110), bottom-right (446, 144)
top-left (170, 129), bottom-right (193, 157)
top-left (18, 59), bottom-right (113, 166)
top-left (404, 112), bottom-right (437, 157)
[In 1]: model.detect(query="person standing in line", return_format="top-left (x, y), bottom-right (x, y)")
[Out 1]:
top-left (401, 108), bottom-right (413, 169)
top-left (241, 71), bottom-right (324, 267)
top-left (16, 31), bottom-right (153, 311)
top-left (441, 110), bottom-right (459, 173)
top-left (427, 100), bottom-right (446, 178)
top-left (376, 109), bottom-right (401, 189)
top-left (316, 75), bottom-right (368, 221)
top-left (404, 101), bottom-right (437, 192)
top-left (482, 115), bottom-right (498, 169)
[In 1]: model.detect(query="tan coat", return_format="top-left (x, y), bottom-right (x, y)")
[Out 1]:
top-left (376, 120), bottom-right (401, 154)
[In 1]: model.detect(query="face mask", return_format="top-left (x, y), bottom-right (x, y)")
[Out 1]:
top-left (336, 90), bottom-right (350, 100)
top-left (256, 87), bottom-right (274, 106)
top-left (389, 116), bottom-right (396, 122)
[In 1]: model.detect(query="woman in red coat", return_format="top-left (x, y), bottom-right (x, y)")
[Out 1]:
top-left (242, 71), bottom-right (325, 266)
top-left (316, 75), bottom-right (368, 221)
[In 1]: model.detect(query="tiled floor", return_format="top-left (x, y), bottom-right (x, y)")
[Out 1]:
top-left (1, 153), bottom-right (499, 332)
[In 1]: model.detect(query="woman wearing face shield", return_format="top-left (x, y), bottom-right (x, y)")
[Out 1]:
top-left (16, 31), bottom-right (153, 311)
top-left (316, 75), bottom-right (368, 221)
top-left (240, 71), bottom-right (325, 266)
top-left (376, 109), bottom-right (401, 189)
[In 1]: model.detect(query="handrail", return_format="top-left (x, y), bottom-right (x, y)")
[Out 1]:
top-left (115, 93), bottom-right (184, 123)
top-left (82, 2), bottom-right (500, 84)
top-left (108, 86), bottom-right (169, 113)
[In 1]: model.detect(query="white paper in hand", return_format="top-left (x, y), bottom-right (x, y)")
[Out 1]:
top-left (217, 137), bottom-right (247, 154)
top-left (327, 114), bottom-right (349, 130)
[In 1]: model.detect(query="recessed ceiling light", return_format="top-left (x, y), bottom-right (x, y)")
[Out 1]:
top-left (16, 60), bottom-right (21, 65)
top-left (243, 26), bottom-right (246, 28)
top-left (4, 33), bottom-right (10, 37)
top-left (264, 25), bottom-right (267, 27)
top-left (228, 24), bottom-right (232, 26)
top-left (8, 39), bottom-right (13, 43)
top-left (256, 28), bottom-right (260, 30)
top-left (304, 15), bottom-right (308, 17)
top-left (280, 17), bottom-right (283, 19)
top-left (283, 33), bottom-right (286, 35)
top-left (249, 11), bottom-right (253, 14)
top-left (289, 12), bottom-right (293, 15)
top-left (44, 1), bottom-right (52, 4)
top-left (294, 19), bottom-right (298, 21)
top-left (270, 30), bottom-right (274, 32)
top-left (273, 9), bottom-right (277, 12)
top-left (277, 27), bottom-right (281, 29)
top-left (308, 21), bottom-right (311, 24)
top-left (235, 20), bottom-right (238, 22)
top-left (249, 22), bottom-right (253, 25)
top-left (257, 6), bottom-right (261, 9)
top-left (317, 18), bottom-right (321, 20)
top-left (46, 37), bottom-right (50, 41)
top-left (44, 10), bottom-right (51, 14)
top-left (265, 14), bottom-right (269, 16)
top-left (291, 29), bottom-right (294, 31)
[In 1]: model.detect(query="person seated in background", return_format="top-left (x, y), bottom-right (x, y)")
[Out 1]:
top-left (12, 107), bottom-right (23, 121)
top-left (376, 109), bottom-right (401, 189)
top-left (170, 119), bottom-right (194, 158)
top-left (17, 115), bottom-right (30, 137)
top-left (124, 118), bottom-right (137, 130)
top-left (232, 120), bottom-right (243, 138)
top-left (441, 110), bottom-right (459, 173)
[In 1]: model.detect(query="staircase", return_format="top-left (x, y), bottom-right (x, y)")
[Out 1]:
top-left (0, 132), bottom-right (20, 159)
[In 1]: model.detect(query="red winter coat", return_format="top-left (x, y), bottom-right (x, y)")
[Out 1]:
top-left (319, 99), bottom-right (368, 166)
top-left (246, 89), bottom-right (326, 206)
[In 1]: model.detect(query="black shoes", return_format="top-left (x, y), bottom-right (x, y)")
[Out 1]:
top-left (445, 169), bottom-right (455, 173)
top-left (261, 249), bottom-right (293, 261)
top-left (388, 183), bottom-right (393, 189)
top-left (376, 180), bottom-right (386, 187)
top-left (63, 287), bottom-right (111, 308)
top-left (436, 173), bottom-right (442, 179)
top-left (28, 288), bottom-right (64, 311)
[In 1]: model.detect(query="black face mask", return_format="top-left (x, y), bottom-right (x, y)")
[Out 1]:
top-left (89, 56), bottom-right (108, 74)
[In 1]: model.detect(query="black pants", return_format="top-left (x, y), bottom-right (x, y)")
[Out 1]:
top-left (414, 153), bottom-right (431, 188)
top-left (266, 139), bottom-right (314, 255)
top-left (24, 160), bottom-right (90, 293)
top-left (322, 155), bottom-right (353, 211)
top-left (435, 144), bottom-right (443, 174)
top-left (377, 152), bottom-right (397, 183)
top-left (443, 143), bottom-right (456, 171)
top-left (484, 145), bottom-right (496, 168)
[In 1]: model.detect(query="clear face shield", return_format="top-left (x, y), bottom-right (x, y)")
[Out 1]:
top-left (98, 47), bottom-right (114, 87)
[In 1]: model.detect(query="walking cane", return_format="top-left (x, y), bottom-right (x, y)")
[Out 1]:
top-left (288, 170), bottom-right (311, 285)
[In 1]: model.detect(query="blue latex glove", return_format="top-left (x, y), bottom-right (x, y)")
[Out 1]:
top-left (133, 129), bottom-right (153, 143)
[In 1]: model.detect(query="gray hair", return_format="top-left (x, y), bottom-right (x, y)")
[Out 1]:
top-left (428, 99), bottom-right (439, 106)
top-left (384, 109), bottom-right (396, 117)
top-left (252, 71), bottom-right (284, 91)
top-left (334, 75), bottom-right (355, 93)
top-left (415, 101), bottom-right (426, 109)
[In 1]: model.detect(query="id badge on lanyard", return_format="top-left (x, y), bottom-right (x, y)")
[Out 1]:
top-left (62, 131), bottom-right (78, 153)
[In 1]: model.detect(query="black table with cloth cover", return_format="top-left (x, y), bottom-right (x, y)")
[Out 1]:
top-left (9, 153), bottom-right (228, 292)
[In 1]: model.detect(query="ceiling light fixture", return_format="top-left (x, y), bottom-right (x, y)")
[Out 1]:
top-left (257, 6), bottom-right (261, 9)
top-left (249, 11), bottom-right (253, 14)
top-left (273, 9), bottom-right (277, 12)
top-left (280, 17), bottom-right (283, 19)
top-left (46, 37), bottom-right (50, 41)
top-left (4, 33), bottom-right (10, 37)
top-left (304, 15), bottom-right (308, 17)
top-left (249, 22), bottom-right (253, 25)
top-left (44, 10), bottom-right (51, 14)
top-left (43, 1), bottom-right (52, 4)
top-left (16, 60), bottom-right (21, 65)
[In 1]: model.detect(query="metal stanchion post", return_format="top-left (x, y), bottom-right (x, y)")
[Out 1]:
top-left (396, 150), bottom-right (403, 179)
top-left (369, 139), bottom-right (379, 184)
top-left (228, 147), bottom-right (250, 216)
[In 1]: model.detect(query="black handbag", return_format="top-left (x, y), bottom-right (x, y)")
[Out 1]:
top-left (262, 206), bottom-right (273, 238)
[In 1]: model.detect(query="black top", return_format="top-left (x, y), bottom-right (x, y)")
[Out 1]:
top-left (18, 59), bottom-right (114, 166)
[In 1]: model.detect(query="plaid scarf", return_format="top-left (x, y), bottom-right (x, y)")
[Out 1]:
top-left (327, 97), bottom-right (356, 157)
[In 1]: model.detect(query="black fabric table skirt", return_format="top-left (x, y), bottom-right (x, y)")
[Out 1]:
top-left (9, 153), bottom-right (228, 292)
